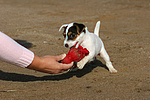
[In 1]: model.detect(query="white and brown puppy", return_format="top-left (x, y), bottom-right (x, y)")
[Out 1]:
top-left (59, 21), bottom-right (117, 73)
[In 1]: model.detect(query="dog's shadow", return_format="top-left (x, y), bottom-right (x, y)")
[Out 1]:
top-left (68, 59), bottom-right (108, 78)
top-left (0, 60), bottom-right (108, 82)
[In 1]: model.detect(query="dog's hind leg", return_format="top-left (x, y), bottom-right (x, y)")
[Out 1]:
top-left (99, 46), bottom-right (117, 73)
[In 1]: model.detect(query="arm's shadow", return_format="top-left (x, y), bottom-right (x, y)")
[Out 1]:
top-left (0, 59), bottom-right (108, 82)
top-left (14, 39), bottom-right (33, 49)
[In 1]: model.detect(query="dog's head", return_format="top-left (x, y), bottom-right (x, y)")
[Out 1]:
top-left (59, 22), bottom-right (86, 48)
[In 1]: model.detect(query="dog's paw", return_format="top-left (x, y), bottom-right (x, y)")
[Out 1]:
top-left (109, 68), bottom-right (118, 73)
top-left (77, 62), bottom-right (85, 69)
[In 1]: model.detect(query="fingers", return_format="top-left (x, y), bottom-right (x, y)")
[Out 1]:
top-left (56, 54), bottom-right (73, 70)
top-left (53, 62), bottom-right (73, 74)
top-left (59, 62), bottom-right (74, 70)
top-left (56, 54), bottom-right (66, 61)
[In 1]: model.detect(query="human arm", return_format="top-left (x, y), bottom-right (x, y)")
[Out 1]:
top-left (0, 31), bottom-right (73, 74)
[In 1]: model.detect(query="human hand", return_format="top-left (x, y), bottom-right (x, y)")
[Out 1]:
top-left (27, 54), bottom-right (73, 74)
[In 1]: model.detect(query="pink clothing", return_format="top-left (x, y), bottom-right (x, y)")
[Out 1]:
top-left (0, 31), bottom-right (34, 68)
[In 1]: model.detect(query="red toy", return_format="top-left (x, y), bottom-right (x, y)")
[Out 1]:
top-left (60, 44), bottom-right (89, 64)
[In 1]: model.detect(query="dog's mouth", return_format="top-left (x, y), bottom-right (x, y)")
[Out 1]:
top-left (70, 42), bottom-right (79, 49)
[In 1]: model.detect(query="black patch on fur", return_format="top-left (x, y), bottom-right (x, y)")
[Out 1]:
top-left (62, 23), bottom-right (86, 40)
top-left (74, 23), bottom-right (86, 33)
top-left (67, 26), bottom-right (78, 40)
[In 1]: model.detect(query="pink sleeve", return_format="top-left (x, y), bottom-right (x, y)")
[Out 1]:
top-left (0, 31), bottom-right (34, 68)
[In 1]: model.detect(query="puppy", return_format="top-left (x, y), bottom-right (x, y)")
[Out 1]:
top-left (59, 21), bottom-right (117, 73)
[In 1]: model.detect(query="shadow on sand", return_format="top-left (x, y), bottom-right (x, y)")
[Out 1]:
top-left (0, 59), bottom-right (108, 82)
top-left (0, 39), bottom-right (108, 82)
top-left (14, 39), bottom-right (33, 49)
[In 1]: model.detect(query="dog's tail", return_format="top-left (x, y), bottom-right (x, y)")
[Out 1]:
top-left (94, 21), bottom-right (101, 37)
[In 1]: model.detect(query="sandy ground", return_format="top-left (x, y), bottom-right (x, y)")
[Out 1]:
top-left (0, 0), bottom-right (150, 99)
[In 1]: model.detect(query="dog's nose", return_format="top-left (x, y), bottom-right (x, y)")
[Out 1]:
top-left (65, 44), bottom-right (69, 48)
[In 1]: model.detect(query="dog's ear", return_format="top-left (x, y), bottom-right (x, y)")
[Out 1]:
top-left (59, 24), bottom-right (68, 32)
top-left (74, 23), bottom-right (86, 33)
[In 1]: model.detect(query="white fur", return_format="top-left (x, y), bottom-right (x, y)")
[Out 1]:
top-left (59, 21), bottom-right (117, 73)
top-left (94, 21), bottom-right (100, 37)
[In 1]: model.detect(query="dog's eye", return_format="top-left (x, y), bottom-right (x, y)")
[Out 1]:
top-left (69, 33), bottom-right (76, 39)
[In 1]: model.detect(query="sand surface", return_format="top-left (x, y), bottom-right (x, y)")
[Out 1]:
top-left (0, 0), bottom-right (150, 99)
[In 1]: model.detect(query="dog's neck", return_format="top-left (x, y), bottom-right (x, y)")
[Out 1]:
top-left (75, 33), bottom-right (85, 48)
top-left (75, 28), bottom-right (90, 48)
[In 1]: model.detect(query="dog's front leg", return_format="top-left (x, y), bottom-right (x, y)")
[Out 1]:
top-left (77, 54), bottom-right (93, 69)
